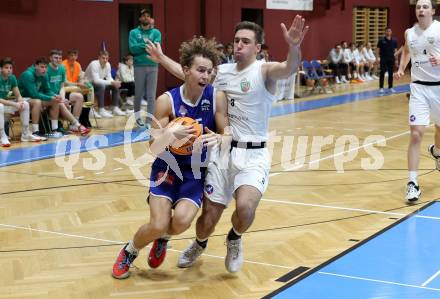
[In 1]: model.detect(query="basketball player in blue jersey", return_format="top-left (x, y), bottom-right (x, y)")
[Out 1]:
top-left (112, 37), bottom-right (229, 279)
top-left (146, 15), bottom-right (308, 273)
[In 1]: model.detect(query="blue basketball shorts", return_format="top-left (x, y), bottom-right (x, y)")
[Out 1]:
top-left (149, 159), bottom-right (206, 208)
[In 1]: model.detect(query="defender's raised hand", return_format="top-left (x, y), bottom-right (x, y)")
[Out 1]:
top-left (145, 40), bottom-right (164, 63)
top-left (281, 15), bottom-right (309, 48)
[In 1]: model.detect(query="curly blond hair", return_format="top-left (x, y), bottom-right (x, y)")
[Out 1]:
top-left (179, 36), bottom-right (220, 69)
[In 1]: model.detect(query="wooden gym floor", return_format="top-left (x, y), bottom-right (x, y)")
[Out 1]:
top-left (1, 75), bottom-right (440, 298)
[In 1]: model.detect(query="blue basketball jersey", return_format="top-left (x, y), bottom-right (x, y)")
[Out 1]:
top-left (155, 84), bottom-right (216, 169)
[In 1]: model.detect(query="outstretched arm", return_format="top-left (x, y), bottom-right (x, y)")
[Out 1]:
top-left (146, 40), bottom-right (185, 81)
top-left (263, 15), bottom-right (309, 81)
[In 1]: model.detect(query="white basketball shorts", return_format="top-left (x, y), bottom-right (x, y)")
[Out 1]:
top-left (203, 147), bottom-right (270, 207)
top-left (409, 83), bottom-right (440, 126)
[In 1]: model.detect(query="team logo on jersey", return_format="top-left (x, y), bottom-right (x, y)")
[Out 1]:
top-left (240, 78), bottom-right (251, 92)
top-left (410, 115), bottom-right (416, 122)
top-left (205, 184), bottom-right (214, 195)
top-left (179, 105), bottom-right (188, 116)
top-left (201, 99), bottom-right (211, 111)
top-left (427, 37), bottom-right (435, 44)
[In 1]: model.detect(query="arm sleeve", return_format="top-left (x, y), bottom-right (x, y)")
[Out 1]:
top-left (90, 62), bottom-right (110, 85)
top-left (153, 30), bottom-right (162, 43)
top-left (129, 30), bottom-right (146, 55)
top-left (20, 73), bottom-right (53, 101)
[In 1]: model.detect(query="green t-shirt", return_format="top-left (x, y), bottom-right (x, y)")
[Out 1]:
top-left (19, 65), bottom-right (56, 101)
top-left (0, 74), bottom-right (18, 99)
top-left (47, 64), bottom-right (66, 94)
top-left (129, 26), bottom-right (161, 66)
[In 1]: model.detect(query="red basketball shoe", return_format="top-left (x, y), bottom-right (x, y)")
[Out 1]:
top-left (148, 238), bottom-right (168, 268)
top-left (112, 244), bottom-right (138, 279)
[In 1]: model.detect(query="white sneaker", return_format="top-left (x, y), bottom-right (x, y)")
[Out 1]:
top-left (366, 74), bottom-right (373, 81)
top-left (225, 238), bottom-right (244, 273)
top-left (335, 77), bottom-right (341, 84)
top-left (21, 132), bottom-right (42, 142)
top-left (141, 100), bottom-right (148, 107)
top-left (1, 134), bottom-right (11, 147)
top-left (113, 107), bottom-right (126, 116)
top-left (341, 76), bottom-right (348, 83)
top-left (405, 181), bottom-right (421, 203)
top-left (99, 108), bottom-right (113, 118)
top-left (125, 109), bottom-right (134, 114)
top-left (372, 75), bottom-right (379, 79)
top-left (379, 88), bottom-right (385, 94)
top-left (177, 240), bottom-right (205, 268)
top-left (90, 108), bottom-right (102, 119)
top-left (126, 97), bottom-right (134, 106)
top-left (389, 88), bottom-right (397, 93)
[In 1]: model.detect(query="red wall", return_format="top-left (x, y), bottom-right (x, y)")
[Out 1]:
top-left (0, 0), bottom-right (411, 94)
top-left (204, 0), bottom-right (411, 63)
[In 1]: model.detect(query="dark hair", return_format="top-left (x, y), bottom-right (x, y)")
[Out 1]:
top-left (179, 36), bottom-right (219, 69)
top-left (234, 21), bottom-right (264, 44)
top-left (123, 54), bottom-right (133, 63)
top-left (432, 0), bottom-right (437, 10)
top-left (0, 57), bottom-right (14, 67)
top-left (99, 50), bottom-right (109, 57)
top-left (139, 8), bottom-right (151, 17)
top-left (35, 57), bottom-right (48, 65)
top-left (67, 49), bottom-right (79, 55)
top-left (261, 44), bottom-right (269, 50)
top-left (50, 49), bottom-right (62, 56)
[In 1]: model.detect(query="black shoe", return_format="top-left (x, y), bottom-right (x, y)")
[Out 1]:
top-left (56, 127), bottom-right (71, 135)
top-left (428, 144), bottom-right (440, 171)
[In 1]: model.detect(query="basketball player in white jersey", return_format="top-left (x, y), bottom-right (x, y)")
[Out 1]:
top-left (146, 15), bottom-right (308, 272)
top-left (395, 0), bottom-right (440, 202)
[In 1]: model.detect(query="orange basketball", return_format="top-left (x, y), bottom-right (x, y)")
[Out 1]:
top-left (168, 117), bottom-right (202, 155)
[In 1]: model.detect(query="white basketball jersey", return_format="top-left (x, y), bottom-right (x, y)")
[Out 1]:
top-left (407, 20), bottom-right (440, 81)
top-left (214, 60), bottom-right (276, 142)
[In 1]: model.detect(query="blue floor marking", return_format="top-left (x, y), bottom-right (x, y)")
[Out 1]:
top-left (0, 129), bottom-right (149, 168)
top-left (266, 201), bottom-right (440, 299)
top-left (271, 84), bottom-right (410, 117)
top-left (0, 85), bottom-right (410, 168)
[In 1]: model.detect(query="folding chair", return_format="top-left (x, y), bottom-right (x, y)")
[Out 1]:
top-left (311, 60), bottom-right (335, 92)
top-left (302, 60), bottom-right (321, 95)
top-left (65, 85), bottom-right (99, 128)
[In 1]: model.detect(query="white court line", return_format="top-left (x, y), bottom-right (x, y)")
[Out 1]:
top-left (261, 198), bottom-right (440, 221)
top-left (0, 223), bottom-right (123, 244)
top-left (113, 168), bottom-right (123, 171)
top-left (319, 271), bottom-right (440, 292)
top-left (422, 270), bottom-right (440, 287)
top-left (95, 172), bottom-right (105, 175)
top-left (74, 176), bottom-right (85, 180)
top-left (269, 129), bottom-right (412, 176)
top-left (0, 223), bottom-right (292, 270)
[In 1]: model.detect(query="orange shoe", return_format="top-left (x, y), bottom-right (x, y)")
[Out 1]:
top-left (148, 238), bottom-right (168, 268)
top-left (112, 244), bottom-right (138, 279)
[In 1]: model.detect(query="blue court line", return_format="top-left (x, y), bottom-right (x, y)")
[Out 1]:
top-left (0, 129), bottom-right (150, 168)
top-left (265, 201), bottom-right (440, 299)
top-left (271, 84), bottom-right (410, 117)
top-left (0, 85), bottom-right (410, 169)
